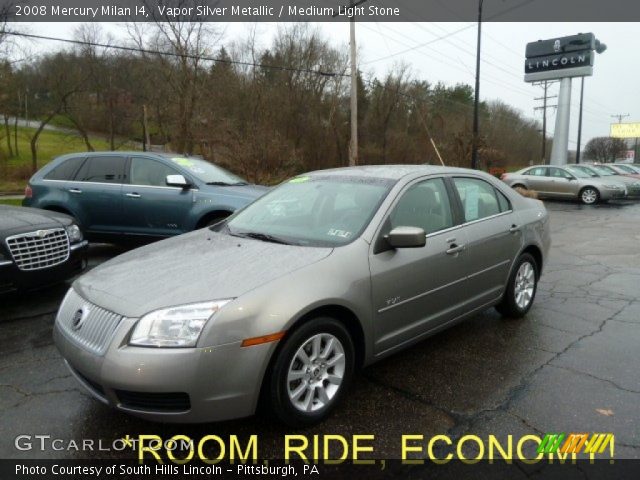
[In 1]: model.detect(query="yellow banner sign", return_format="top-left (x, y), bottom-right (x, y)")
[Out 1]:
top-left (610, 123), bottom-right (640, 138)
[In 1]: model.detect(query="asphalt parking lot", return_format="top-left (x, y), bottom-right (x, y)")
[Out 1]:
top-left (1, 200), bottom-right (639, 460)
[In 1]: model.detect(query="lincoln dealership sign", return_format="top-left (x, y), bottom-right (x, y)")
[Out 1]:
top-left (524, 33), bottom-right (597, 82)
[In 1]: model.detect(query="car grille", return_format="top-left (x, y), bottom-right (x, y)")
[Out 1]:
top-left (115, 390), bottom-right (191, 412)
top-left (56, 288), bottom-right (124, 356)
top-left (6, 228), bottom-right (69, 271)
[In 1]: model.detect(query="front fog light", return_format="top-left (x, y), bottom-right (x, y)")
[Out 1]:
top-left (130, 300), bottom-right (233, 347)
top-left (66, 224), bottom-right (83, 242)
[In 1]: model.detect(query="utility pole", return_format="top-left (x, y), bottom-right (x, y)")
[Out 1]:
top-left (611, 113), bottom-right (630, 124)
top-left (471, 0), bottom-right (483, 170)
top-left (576, 77), bottom-right (585, 164)
top-left (348, 0), bottom-right (358, 167)
top-left (533, 81), bottom-right (557, 164)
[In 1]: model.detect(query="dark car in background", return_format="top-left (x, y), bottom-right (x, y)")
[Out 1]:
top-left (0, 205), bottom-right (88, 294)
top-left (23, 152), bottom-right (268, 242)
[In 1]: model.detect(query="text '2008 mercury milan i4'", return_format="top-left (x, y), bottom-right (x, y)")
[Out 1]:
top-left (54, 165), bottom-right (550, 426)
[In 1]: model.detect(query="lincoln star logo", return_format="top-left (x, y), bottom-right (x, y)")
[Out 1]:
top-left (553, 39), bottom-right (561, 53)
top-left (71, 308), bottom-right (88, 330)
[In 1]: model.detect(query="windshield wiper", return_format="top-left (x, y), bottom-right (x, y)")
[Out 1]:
top-left (230, 231), bottom-right (291, 245)
top-left (206, 181), bottom-right (249, 186)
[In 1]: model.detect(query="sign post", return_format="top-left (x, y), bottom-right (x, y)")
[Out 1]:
top-left (525, 33), bottom-right (605, 165)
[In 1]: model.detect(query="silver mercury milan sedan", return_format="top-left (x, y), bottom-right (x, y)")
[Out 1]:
top-left (54, 165), bottom-right (550, 426)
top-left (501, 165), bottom-right (628, 204)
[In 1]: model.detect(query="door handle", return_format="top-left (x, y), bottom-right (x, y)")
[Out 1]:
top-left (446, 243), bottom-right (465, 255)
top-left (125, 193), bottom-right (141, 198)
top-left (68, 188), bottom-right (82, 194)
top-left (509, 224), bottom-right (521, 234)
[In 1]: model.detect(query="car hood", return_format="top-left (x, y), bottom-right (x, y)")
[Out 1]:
top-left (73, 229), bottom-right (332, 318)
top-left (590, 175), bottom-right (639, 186)
top-left (0, 205), bottom-right (70, 234)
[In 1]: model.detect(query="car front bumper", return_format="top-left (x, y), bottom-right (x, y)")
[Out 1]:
top-left (600, 188), bottom-right (627, 200)
top-left (0, 240), bottom-right (88, 293)
top-left (53, 315), bottom-right (274, 423)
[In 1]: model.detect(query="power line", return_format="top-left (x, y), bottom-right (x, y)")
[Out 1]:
top-left (363, 0), bottom-right (537, 66)
top-left (3, 31), bottom-right (348, 78)
top-left (611, 113), bottom-right (630, 123)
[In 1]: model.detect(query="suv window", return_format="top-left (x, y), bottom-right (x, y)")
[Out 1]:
top-left (389, 178), bottom-right (453, 234)
top-left (44, 156), bottom-right (86, 181)
top-left (74, 156), bottom-right (127, 184)
top-left (453, 177), bottom-right (501, 222)
top-left (130, 157), bottom-right (181, 187)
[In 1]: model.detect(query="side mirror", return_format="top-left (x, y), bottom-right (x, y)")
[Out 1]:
top-left (166, 174), bottom-right (190, 188)
top-left (385, 226), bottom-right (426, 249)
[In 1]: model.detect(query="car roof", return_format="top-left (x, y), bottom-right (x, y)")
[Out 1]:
top-left (304, 164), bottom-right (481, 181)
top-left (55, 151), bottom-right (194, 159)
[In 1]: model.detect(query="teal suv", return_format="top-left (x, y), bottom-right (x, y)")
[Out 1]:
top-left (24, 152), bottom-right (267, 241)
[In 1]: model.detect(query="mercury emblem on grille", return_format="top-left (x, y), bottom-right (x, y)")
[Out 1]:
top-left (72, 307), bottom-right (88, 330)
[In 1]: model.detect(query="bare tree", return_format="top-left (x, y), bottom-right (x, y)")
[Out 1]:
top-left (584, 137), bottom-right (627, 163)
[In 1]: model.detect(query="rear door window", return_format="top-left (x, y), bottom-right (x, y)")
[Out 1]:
top-left (74, 156), bottom-right (127, 183)
top-left (44, 156), bottom-right (86, 181)
top-left (527, 167), bottom-right (548, 176)
top-left (453, 177), bottom-right (502, 222)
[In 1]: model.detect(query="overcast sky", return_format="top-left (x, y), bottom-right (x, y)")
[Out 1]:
top-left (11, 21), bottom-right (640, 153)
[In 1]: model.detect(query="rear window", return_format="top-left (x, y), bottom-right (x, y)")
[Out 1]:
top-left (44, 157), bottom-right (86, 181)
top-left (74, 156), bottom-right (127, 183)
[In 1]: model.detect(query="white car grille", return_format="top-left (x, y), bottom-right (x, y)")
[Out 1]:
top-left (56, 288), bottom-right (124, 356)
top-left (6, 228), bottom-right (70, 271)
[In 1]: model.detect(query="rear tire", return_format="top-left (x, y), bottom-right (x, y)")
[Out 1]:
top-left (580, 187), bottom-right (600, 205)
top-left (496, 253), bottom-right (538, 319)
top-left (269, 317), bottom-right (354, 427)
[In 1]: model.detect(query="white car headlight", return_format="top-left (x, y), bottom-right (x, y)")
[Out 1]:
top-left (66, 224), bottom-right (83, 243)
top-left (130, 300), bottom-right (233, 347)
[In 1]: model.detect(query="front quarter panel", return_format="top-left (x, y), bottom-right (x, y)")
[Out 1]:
top-left (199, 239), bottom-right (373, 356)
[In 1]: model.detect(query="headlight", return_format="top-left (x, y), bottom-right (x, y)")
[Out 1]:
top-left (130, 299), bottom-right (233, 347)
top-left (66, 224), bottom-right (83, 243)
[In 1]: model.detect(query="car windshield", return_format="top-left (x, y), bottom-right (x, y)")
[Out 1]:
top-left (222, 175), bottom-right (393, 247)
top-left (564, 167), bottom-right (591, 178)
top-left (616, 164), bottom-right (638, 173)
top-left (590, 165), bottom-right (616, 176)
top-left (168, 157), bottom-right (248, 185)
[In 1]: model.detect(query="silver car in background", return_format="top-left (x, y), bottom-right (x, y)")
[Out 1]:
top-left (501, 165), bottom-right (627, 204)
top-left (571, 164), bottom-right (640, 197)
top-left (54, 166), bottom-right (550, 426)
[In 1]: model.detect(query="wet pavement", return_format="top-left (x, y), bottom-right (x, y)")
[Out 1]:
top-left (1, 201), bottom-right (639, 461)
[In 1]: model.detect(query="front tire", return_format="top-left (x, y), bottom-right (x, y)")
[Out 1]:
top-left (269, 317), bottom-right (354, 427)
top-left (496, 253), bottom-right (538, 319)
top-left (580, 187), bottom-right (600, 205)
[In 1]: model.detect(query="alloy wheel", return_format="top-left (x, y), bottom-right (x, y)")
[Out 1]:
top-left (286, 333), bottom-right (346, 412)
top-left (514, 261), bottom-right (535, 310)
top-left (581, 189), bottom-right (598, 204)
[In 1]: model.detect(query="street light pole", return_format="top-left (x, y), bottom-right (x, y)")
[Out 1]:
top-left (471, 0), bottom-right (483, 170)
